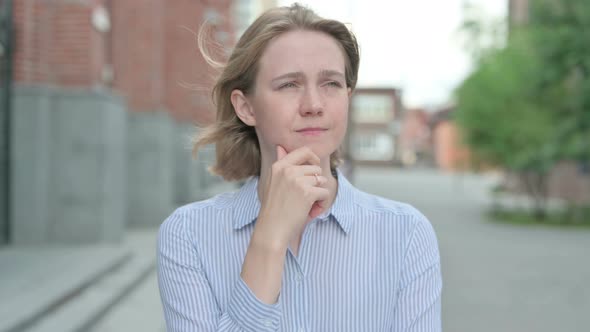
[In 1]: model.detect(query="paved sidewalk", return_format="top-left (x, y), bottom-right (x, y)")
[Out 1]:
top-left (0, 228), bottom-right (158, 332)
top-left (59, 167), bottom-right (590, 332)
top-left (88, 272), bottom-right (165, 332)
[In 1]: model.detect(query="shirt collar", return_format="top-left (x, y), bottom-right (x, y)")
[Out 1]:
top-left (232, 168), bottom-right (356, 234)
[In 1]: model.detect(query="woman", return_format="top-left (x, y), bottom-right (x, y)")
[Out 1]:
top-left (157, 4), bottom-right (442, 331)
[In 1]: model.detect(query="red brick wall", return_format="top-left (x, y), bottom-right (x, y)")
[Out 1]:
top-left (162, 0), bottom-right (229, 122)
top-left (433, 121), bottom-right (470, 171)
top-left (399, 109), bottom-right (430, 152)
top-left (111, 0), bottom-right (233, 121)
top-left (12, 0), bottom-right (235, 123)
top-left (13, 0), bottom-right (107, 87)
top-left (111, 0), bottom-right (165, 111)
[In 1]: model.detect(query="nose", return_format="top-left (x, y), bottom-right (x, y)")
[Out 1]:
top-left (300, 86), bottom-right (323, 116)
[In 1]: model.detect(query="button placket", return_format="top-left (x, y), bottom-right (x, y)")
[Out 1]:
top-left (262, 318), bottom-right (273, 327)
top-left (295, 272), bottom-right (303, 284)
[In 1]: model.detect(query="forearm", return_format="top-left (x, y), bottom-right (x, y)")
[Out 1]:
top-left (240, 222), bottom-right (288, 304)
top-left (158, 211), bottom-right (283, 332)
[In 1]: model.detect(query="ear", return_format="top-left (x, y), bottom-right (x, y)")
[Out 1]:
top-left (231, 89), bottom-right (256, 126)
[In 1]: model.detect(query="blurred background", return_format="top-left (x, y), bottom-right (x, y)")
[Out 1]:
top-left (0, 0), bottom-right (589, 331)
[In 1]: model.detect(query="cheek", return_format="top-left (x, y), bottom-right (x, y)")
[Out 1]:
top-left (252, 99), bottom-right (294, 143)
top-left (253, 93), bottom-right (293, 122)
top-left (328, 100), bottom-right (349, 147)
top-left (332, 99), bottom-right (349, 126)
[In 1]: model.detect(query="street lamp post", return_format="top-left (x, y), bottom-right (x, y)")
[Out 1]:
top-left (0, 0), bottom-right (13, 244)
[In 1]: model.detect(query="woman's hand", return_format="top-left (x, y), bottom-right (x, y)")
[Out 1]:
top-left (256, 145), bottom-right (330, 246)
top-left (240, 145), bottom-right (328, 304)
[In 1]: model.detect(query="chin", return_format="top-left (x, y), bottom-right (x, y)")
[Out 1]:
top-left (277, 136), bottom-right (341, 157)
top-left (300, 143), bottom-right (338, 161)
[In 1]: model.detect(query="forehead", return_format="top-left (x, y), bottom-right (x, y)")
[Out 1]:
top-left (257, 30), bottom-right (347, 78)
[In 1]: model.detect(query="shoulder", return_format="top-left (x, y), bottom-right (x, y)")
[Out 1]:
top-left (158, 190), bottom-right (237, 239)
top-left (353, 188), bottom-right (439, 258)
top-left (353, 188), bottom-right (429, 225)
top-left (349, 187), bottom-right (437, 242)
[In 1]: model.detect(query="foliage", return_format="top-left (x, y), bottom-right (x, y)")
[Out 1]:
top-left (489, 207), bottom-right (590, 228)
top-left (454, 0), bottom-right (590, 219)
top-left (527, 0), bottom-right (590, 163)
top-left (455, 32), bottom-right (555, 173)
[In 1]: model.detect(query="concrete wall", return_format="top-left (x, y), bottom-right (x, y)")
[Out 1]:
top-left (126, 111), bottom-right (175, 228)
top-left (125, 115), bottom-right (231, 228)
top-left (173, 123), bottom-right (222, 205)
top-left (11, 85), bottom-right (126, 245)
top-left (173, 123), bottom-right (200, 205)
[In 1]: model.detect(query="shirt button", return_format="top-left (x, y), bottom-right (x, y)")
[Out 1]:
top-left (295, 274), bottom-right (303, 283)
top-left (262, 319), bottom-right (273, 327)
top-left (299, 328), bottom-right (305, 332)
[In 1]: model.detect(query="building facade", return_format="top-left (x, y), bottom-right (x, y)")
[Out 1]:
top-left (348, 88), bottom-right (403, 166)
top-left (429, 107), bottom-right (471, 172)
top-left (398, 108), bottom-right (433, 167)
top-left (2, 0), bottom-right (236, 246)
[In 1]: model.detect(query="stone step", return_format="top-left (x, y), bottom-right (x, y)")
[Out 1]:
top-left (0, 246), bottom-right (131, 332)
top-left (22, 253), bottom-right (155, 332)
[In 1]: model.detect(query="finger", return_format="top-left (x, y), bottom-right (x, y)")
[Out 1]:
top-left (308, 201), bottom-right (324, 220)
top-left (288, 165), bottom-right (323, 177)
top-left (276, 145), bottom-right (288, 161)
top-left (298, 174), bottom-right (327, 187)
top-left (278, 146), bottom-right (320, 167)
top-left (306, 186), bottom-right (330, 203)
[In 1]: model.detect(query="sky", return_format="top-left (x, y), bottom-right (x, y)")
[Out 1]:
top-left (277, 0), bottom-right (507, 110)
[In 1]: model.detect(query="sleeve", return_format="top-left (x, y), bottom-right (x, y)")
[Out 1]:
top-left (157, 209), bottom-right (283, 332)
top-left (391, 215), bottom-right (443, 332)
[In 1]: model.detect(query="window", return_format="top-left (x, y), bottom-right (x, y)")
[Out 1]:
top-left (352, 132), bottom-right (395, 161)
top-left (352, 94), bottom-right (393, 123)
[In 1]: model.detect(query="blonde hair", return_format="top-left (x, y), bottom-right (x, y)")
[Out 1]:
top-left (193, 3), bottom-right (360, 181)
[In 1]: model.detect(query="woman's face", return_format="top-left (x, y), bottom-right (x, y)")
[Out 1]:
top-left (235, 29), bottom-right (351, 161)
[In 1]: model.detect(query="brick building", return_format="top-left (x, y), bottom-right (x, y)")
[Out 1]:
top-left (429, 107), bottom-right (471, 172)
top-left (1, 0), bottom-right (237, 246)
top-left (348, 88), bottom-right (403, 166)
top-left (398, 108), bottom-right (432, 167)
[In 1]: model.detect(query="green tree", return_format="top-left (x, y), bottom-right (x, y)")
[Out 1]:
top-left (455, 0), bottom-right (590, 220)
top-left (527, 0), bottom-right (590, 164)
top-left (455, 31), bottom-right (556, 218)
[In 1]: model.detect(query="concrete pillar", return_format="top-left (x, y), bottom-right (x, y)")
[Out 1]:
top-left (11, 85), bottom-right (126, 245)
top-left (126, 110), bottom-right (174, 228)
top-left (172, 123), bottom-right (225, 206)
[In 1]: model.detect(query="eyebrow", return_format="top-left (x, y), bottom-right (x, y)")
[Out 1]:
top-left (270, 70), bottom-right (345, 83)
top-left (271, 72), bottom-right (304, 83)
top-left (318, 69), bottom-right (345, 79)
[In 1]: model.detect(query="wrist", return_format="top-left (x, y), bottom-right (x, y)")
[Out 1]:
top-left (251, 218), bottom-right (289, 253)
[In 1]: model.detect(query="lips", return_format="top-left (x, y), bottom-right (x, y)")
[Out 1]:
top-left (296, 127), bottom-right (327, 136)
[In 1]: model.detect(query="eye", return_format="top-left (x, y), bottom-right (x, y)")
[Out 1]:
top-left (278, 81), bottom-right (298, 89)
top-left (325, 81), bottom-right (343, 88)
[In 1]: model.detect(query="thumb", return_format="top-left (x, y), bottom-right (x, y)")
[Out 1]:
top-left (276, 145), bottom-right (287, 160)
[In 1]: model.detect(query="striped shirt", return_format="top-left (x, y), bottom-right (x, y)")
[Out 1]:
top-left (157, 170), bottom-right (442, 331)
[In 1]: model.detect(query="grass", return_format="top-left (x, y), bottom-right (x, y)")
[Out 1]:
top-left (489, 207), bottom-right (590, 228)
